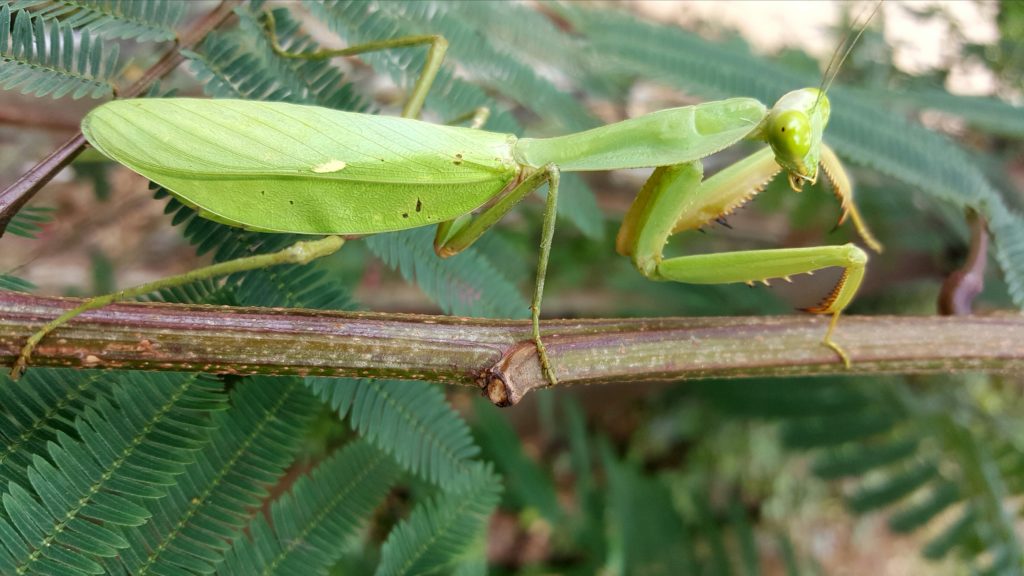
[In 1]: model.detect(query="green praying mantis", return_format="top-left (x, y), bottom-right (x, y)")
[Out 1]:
top-left (10, 7), bottom-right (883, 387)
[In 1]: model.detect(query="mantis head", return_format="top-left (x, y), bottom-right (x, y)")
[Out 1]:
top-left (764, 88), bottom-right (830, 192)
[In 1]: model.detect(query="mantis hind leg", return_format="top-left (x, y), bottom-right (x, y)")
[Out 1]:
top-left (262, 10), bottom-right (447, 119)
top-left (434, 165), bottom-right (561, 387)
top-left (10, 236), bottom-right (346, 379)
top-left (616, 150), bottom-right (869, 367)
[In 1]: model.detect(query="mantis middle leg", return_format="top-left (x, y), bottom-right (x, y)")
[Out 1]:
top-left (266, 11), bottom-right (565, 385)
top-left (262, 10), bottom-right (447, 120)
top-left (434, 165), bottom-right (561, 387)
top-left (616, 147), bottom-right (875, 366)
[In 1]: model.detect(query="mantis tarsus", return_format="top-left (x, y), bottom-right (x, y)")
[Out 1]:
top-left (10, 8), bottom-right (883, 387)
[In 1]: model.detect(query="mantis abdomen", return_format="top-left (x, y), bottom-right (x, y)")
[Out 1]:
top-left (82, 98), bottom-right (521, 234)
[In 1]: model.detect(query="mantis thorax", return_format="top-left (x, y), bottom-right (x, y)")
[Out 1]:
top-left (763, 88), bottom-right (830, 191)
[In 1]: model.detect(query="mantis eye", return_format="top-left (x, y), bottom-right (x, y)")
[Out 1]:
top-left (768, 110), bottom-right (811, 163)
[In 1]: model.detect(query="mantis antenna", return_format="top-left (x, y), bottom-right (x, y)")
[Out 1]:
top-left (813, 0), bottom-right (884, 110)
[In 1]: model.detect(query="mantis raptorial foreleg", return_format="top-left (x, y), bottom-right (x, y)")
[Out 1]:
top-left (434, 165), bottom-right (561, 386)
top-left (616, 149), bottom-right (872, 366)
top-left (820, 144), bottom-right (882, 253)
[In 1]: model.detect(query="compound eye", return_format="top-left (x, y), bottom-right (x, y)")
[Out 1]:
top-left (769, 110), bottom-right (811, 161)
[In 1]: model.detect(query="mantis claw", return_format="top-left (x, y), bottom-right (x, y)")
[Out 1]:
top-left (822, 312), bottom-right (852, 368)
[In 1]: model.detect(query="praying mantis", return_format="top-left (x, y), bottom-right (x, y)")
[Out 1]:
top-left (9, 7), bottom-right (883, 387)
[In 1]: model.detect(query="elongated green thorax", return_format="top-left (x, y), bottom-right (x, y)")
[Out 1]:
top-left (760, 88), bottom-right (830, 190)
top-left (514, 98), bottom-right (766, 172)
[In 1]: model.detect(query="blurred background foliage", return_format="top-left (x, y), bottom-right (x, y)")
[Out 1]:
top-left (1, 1), bottom-right (1023, 574)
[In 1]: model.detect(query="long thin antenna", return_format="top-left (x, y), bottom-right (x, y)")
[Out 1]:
top-left (813, 0), bottom-right (883, 109)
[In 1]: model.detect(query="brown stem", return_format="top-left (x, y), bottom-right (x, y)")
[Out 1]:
top-left (2, 292), bottom-right (1021, 406)
top-left (0, 0), bottom-right (241, 237)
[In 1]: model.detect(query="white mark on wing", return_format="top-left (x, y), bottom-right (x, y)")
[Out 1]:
top-left (311, 159), bottom-right (347, 173)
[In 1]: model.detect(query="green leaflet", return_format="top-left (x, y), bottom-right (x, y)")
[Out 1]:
top-left (811, 436), bottom-right (921, 479)
top-left (157, 186), bottom-right (357, 311)
top-left (846, 460), bottom-right (940, 512)
top-left (0, 4), bottom-right (119, 99)
top-left (888, 481), bottom-right (960, 534)
top-left (184, 7), bottom-right (367, 109)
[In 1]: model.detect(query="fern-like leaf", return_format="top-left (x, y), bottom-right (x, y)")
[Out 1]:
top-left (365, 228), bottom-right (527, 318)
top-left (0, 4), bottom-right (119, 99)
top-left (374, 463), bottom-right (501, 576)
top-left (182, 7), bottom-right (367, 110)
top-left (0, 369), bottom-right (116, 495)
top-left (307, 377), bottom-right (479, 485)
top-left (811, 436), bottom-right (921, 479)
top-left (0, 372), bottom-right (225, 575)
top-left (472, 398), bottom-right (563, 524)
top-left (845, 460), bottom-right (939, 513)
top-left (219, 440), bottom-right (401, 576)
top-left (10, 0), bottom-right (184, 42)
top-left (115, 377), bottom-right (318, 576)
top-left (157, 189), bottom-right (356, 311)
top-left (704, 377), bottom-right (1024, 572)
top-left (880, 86), bottom-right (1024, 139)
top-left (601, 440), bottom-right (693, 574)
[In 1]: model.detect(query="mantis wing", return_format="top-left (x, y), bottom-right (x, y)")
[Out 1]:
top-left (82, 99), bottom-right (520, 235)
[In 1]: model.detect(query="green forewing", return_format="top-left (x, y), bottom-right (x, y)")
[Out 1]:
top-left (81, 99), bottom-right (520, 234)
